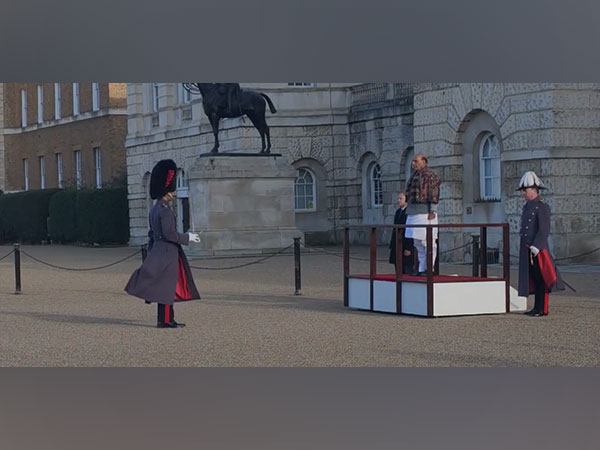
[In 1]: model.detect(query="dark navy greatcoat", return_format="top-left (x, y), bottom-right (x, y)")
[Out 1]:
top-left (388, 207), bottom-right (415, 267)
top-left (125, 198), bottom-right (200, 305)
top-left (518, 197), bottom-right (564, 296)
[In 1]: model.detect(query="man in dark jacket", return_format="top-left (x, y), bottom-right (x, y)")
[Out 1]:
top-left (517, 171), bottom-right (565, 317)
top-left (405, 153), bottom-right (441, 276)
top-left (125, 159), bottom-right (202, 328)
top-left (389, 192), bottom-right (414, 274)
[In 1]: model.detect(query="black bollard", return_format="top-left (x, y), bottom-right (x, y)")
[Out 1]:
top-left (14, 243), bottom-right (21, 294)
top-left (294, 238), bottom-right (301, 295)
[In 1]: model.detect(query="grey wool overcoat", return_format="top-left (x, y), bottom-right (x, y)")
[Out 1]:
top-left (517, 197), bottom-right (565, 297)
top-left (125, 198), bottom-right (200, 305)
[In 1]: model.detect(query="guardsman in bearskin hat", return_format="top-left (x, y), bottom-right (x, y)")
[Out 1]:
top-left (517, 171), bottom-right (565, 317)
top-left (125, 159), bottom-right (201, 328)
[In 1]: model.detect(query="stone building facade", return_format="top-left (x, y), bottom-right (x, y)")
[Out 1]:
top-left (0, 83), bottom-right (128, 192)
top-left (125, 83), bottom-right (600, 263)
top-left (412, 83), bottom-right (600, 263)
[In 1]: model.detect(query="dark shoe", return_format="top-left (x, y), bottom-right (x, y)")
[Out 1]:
top-left (157, 321), bottom-right (186, 328)
top-left (530, 311), bottom-right (544, 317)
top-left (524, 309), bottom-right (538, 316)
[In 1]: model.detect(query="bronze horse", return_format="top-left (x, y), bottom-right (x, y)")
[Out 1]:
top-left (183, 83), bottom-right (277, 154)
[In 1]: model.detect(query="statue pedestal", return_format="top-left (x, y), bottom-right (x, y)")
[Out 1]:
top-left (186, 153), bottom-right (303, 256)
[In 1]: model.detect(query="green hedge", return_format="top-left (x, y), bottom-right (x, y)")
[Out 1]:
top-left (73, 188), bottom-right (129, 244)
top-left (0, 189), bottom-right (59, 243)
top-left (48, 190), bottom-right (78, 243)
top-left (0, 187), bottom-right (129, 245)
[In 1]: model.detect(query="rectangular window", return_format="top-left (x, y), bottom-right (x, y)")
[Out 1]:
top-left (37, 85), bottom-right (44, 124)
top-left (152, 83), bottom-right (159, 111)
top-left (92, 83), bottom-right (100, 111)
top-left (74, 150), bottom-right (82, 189)
top-left (93, 147), bottom-right (102, 188)
top-left (21, 89), bottom-right (27, 127)
top-left (39, 156), bottom-right (46, 189)
top-left (56, 153), bottom-right (63, 188)
top-left (23, 158), bottom-right (29, 191)
top-left (73, 83), bottom-right (80, 116)
top-left (54, 83), bottom-right (61, 119)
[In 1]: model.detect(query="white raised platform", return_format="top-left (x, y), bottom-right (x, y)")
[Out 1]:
top-left (346, 274), bottom-right (527, 317)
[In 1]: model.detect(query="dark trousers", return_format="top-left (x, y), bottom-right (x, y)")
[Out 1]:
top-left (530, 256), bottom-right (549, 314)
top-left (157, 304), bottom-right (175, 324)
top-left (393, 255), bottom-right (415, 274)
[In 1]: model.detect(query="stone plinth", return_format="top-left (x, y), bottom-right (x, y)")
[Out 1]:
top-left (187, 153), bottom-right (303, 256)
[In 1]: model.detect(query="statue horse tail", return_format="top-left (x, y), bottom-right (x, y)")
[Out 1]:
top-left (260, 93), bottom-right (277, 114)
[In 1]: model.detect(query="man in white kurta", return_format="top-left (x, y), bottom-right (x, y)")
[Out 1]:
top-left (404, 153), bottom-right (441, 276)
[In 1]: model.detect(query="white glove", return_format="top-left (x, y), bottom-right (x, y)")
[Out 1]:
top-left (188, 232), bottom-right (201, 243)
top-left (530, 245), bottom-right (540, 256)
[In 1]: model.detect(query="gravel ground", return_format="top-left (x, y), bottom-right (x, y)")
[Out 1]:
top-left (0, 244), bottom-right (598, 367)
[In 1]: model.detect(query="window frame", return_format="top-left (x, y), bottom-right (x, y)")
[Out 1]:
top-left (478, 133), bottom-right (501, 201)
top-left (369, 162), bottom-right (383, 208)
top-left (93, 147), bottom-right (102, 188)
top-left (54, 83), bottom-right (62, 119)
top-left (73, 83), bottom-right (80, 116)
top-left (92, 83), bottom-right (100, 111)
top-left (74, 150), bottom-right (82, 189)
top-left (294, 167), bottom-right (317, 212)
top-left (37, 85), bottom-right (44, 124)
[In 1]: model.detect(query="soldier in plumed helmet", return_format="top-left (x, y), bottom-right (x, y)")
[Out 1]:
top-left (517, 171), bottom-right (565, 317)
top-left (125, 159), bottom-right (202, 328)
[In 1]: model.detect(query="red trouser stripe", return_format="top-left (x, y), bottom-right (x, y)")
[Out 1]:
top-left (165, 305), bottom-right (171, 323)
top-left (543, 292), bottom-right (549, 315)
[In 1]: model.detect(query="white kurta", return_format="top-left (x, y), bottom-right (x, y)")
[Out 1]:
top-left (405, 213), bottom-right (438, 242)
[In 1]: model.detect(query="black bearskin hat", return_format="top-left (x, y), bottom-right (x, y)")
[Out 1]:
top-left (150, 159), bottom-right (177, 200)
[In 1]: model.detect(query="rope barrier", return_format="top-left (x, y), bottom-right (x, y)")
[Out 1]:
top-left (554, 247), bottom-right (600, 261)
top-left (4, 243), bottom-right (598, 273)
top-left (508, 247), bottom-right (600, 262)
top-left (0, 249), bottom-right (15, 262)
top-left (19, 249), bottom-right (142, 271)
top-left (189, 243), bottom-right (295, 270)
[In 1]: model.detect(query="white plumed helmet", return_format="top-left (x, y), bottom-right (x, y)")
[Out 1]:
top-left (517, 170), bottom-right (546, 191)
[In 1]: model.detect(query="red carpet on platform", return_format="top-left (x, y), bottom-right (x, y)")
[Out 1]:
top-left (351, 274), bottom-right (499, 283)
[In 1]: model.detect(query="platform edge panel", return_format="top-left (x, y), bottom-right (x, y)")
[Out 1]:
top-left (373, 280), bottom-right (397, 313)
top-left (433, 281), bottom-right (506, 316)
top-left (348, 278), bottom-right (371, 310)
top-left (400, 282), bottom-right (428, 316)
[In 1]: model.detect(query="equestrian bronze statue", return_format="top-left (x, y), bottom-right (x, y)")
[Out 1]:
top-left (183, 83), bottom-right (277, 154)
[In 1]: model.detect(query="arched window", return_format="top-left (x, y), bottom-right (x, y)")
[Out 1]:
top-left (479, 133), bottom-right (501, 201)
top-left (369, 163), bottom-right (383, 207)
top-left (295, 168), bottom-right (316, 211)
top-left (179, 83), bottom-right (192, 104)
